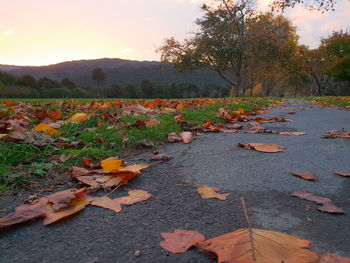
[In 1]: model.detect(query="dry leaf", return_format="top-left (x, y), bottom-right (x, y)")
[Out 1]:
top-left (290, 170), bottom-right (317, 181)
top-left (320, 253), bottom-right (350, 263)
top-left (197, 228), bottom-right (319, 263)
top-left (180, 131), bottom-right (192, 144)
top-left (70, 112), bottom-right (88, 122)
top-left (145, 118), bottom-right (160, 128)
top-left (279, 132), bottom-right (306, 136)
top-left (291, 192), bottom-right (344, 214)
top-left (334, 171), bottom-right (350, 178)
top-left (46, 189), bottom-right (76, 212)
top-left (252, 143), bottom-right (285, 153)
top-left (168, 132), bottom-right (183, 143)
top-left (44, 188), bottom-right (90, 225)
top-left (0, 198), bottom-right (48, 227)
top-left (160, 229), bottom-right (205, 254)
top-left (150, 153), bottom-right (173, 161)
top-left (116, 190), bottom-right (151, 205)
top-left (90, 196), bottom-right (122, 213)
top-left (197, 185), bottom-right (230, 200)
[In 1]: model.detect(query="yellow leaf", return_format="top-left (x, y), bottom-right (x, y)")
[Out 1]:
top-left (70, 112), bottom-right (88, 122)
top-left (116, 190), bottom-right (152, 205)
top-left (197, 185), bottom-right (230, 200)
top-left (33, 123), bottom-right (61, 136)
top-left (100, 159), bottom-right (126, 173)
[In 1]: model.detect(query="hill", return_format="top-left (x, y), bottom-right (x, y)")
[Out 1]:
top-left (0, 58), bottom-right (227, 87)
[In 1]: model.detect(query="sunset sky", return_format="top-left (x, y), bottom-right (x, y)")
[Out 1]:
top-left (1, 0), bottom-right (349, 66)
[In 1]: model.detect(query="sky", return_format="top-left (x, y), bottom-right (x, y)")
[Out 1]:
top-left (0, 0), bottom-right (349, 66)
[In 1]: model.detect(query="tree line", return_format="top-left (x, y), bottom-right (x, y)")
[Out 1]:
top-left (0, 70), bottom-right (230, 98)
top-left (159, 0), bottom-right (350, 97)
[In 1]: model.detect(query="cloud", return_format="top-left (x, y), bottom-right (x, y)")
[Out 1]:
top-left (3, 29), bottom-right (13, 36)
top-left (120, 48), bottom-right (132, 54)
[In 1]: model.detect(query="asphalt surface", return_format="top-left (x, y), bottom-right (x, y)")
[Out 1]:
top-left (0, 99), bottom-right (349, 263)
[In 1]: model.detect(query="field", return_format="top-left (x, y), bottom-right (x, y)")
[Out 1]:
top-left (0, 96), bottom-right (348, 193)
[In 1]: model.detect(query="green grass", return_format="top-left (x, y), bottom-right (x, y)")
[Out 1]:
top-left (303, 96), bottom-right (350, 107)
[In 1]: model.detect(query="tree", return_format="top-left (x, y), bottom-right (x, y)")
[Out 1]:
top-left (16, 75), bottom-right (38, 89)
top-left (271, 0), bottom-right (335, 13)
top-left (61, 78), bottom-right (76, 89)
top-left (159, 0), bottom-right (297, 96)
top-left (91, 68), bottom-right (106, 85)
top-left (140, 79), bottom-right (154, 98)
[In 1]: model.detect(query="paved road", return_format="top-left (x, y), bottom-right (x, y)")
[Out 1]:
top-left (1, 99), bottom-right (349, 262)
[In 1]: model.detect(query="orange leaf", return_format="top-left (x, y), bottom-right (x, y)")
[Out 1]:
top-left (100, 158), bottom-right (126, 173)
top-left (116, 190), bottom-right (152, 205)
top-left (160, 229), bottom-right (205, 254)
top-left (197, 228), bottom-right (319, 263)
top-left (90, 196), bottom-right (122, 213)
top-left (290, 170), bottom-right (317, 181)
top-left (168, 132), bottom-right (183, 143)
top-left (237, 108), bottom-right (245, 114)
top-left (82, 158), bottom-right (93, 168)
top-left (320, 253), bottom-right (350, 263)
top-left (43, 188), bottom-right (90, 225)
top-left (70, 112), bottom-right (88, 122)
top-left (180, 131), bottom-right (192, 144)
top-left (33, 123), bottom-right (61, 136)
top-left (197, 185), bottom-right (230, 200)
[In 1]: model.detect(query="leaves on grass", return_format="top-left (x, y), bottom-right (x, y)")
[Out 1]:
top-left (290, 170), bottom-right (317, 181)
top-left (160, 229), bottom-right (205, 254)
top-left (291, 192), bottom-right (344, 214)
top-left (100, 157), bottom-right (126, 173)
top-left (116, 190), bottom-right (152, 205)
top-left (197, 228), bottom-right (319, 263)
top-left (33, 123), bottom-right (61, 136)
top-left (238, 143), bottom-right (285, 153)
top-left (197, 185), bottom-right (230, 200)
top-left (334, 171), bottom-right (350, 178)
top-left (145, 118), bottom-right (160, 128)
top-left (70, 112), bottom-right (89, 122)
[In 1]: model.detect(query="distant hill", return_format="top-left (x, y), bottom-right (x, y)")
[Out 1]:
top-left (0, 58), bottom-right (228, 87)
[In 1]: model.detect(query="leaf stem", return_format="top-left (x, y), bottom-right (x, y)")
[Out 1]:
top-left (241, 197), bottom-right (256, 261)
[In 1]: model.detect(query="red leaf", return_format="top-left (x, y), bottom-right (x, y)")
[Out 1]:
top-left (160, 229), bottom-right (205, 253)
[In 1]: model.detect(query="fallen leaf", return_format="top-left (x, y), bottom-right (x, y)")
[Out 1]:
top-left (100, 158), bottom-right (126, 173)
top-left (44, 188), bottom-right (90, 225)
top-left (291, 192), bottom-right (344, 214)
top-left (0, 198), bottom-right (48, 227)
top-left (197, 185), bottom-right (230, 200)
top-left (160, 229), bottom-right (205, 254)
top-left (70, 112), bottom-right (88, 122)
top-left (116, 190), bottom-right (152, 205)
top-left (290, 170), bottom-right (317, 181)
top-left (334, 171), bottom-right (350, 178)
top-left (180, 131), bottom-right (192, 144)
top-left (320, 253), bottom-right (350, 263)
top-left (145, 118), bottom-right (160, 128)
top-left (168, 132), bottom-right (183, 143)
top-left (150, 153), bottom-right (173, 161)
top-left (239, 143), bottom-right (285, 153)
top-left (279, 132), bottom-right (306, 136)
top-left (197, 228), bottom-right (319, 263)
top-left (322, 129), bottom-right (350, 139)
top-left (90, 196), bottom-right (122, 213)
top-left (46, 189), bottom-right (76, 212)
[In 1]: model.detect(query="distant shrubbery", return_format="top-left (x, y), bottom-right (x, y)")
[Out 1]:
top-left (0, 71), bottom-right (230, 98)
